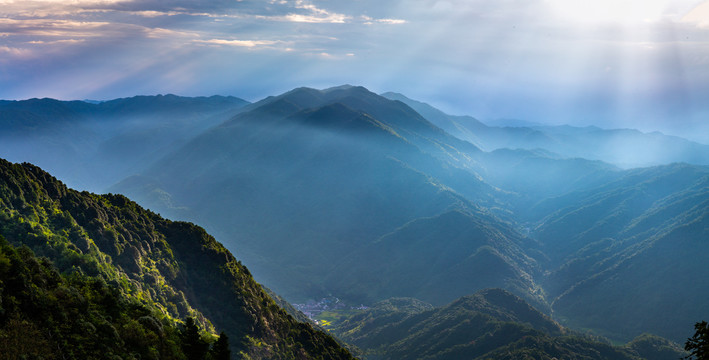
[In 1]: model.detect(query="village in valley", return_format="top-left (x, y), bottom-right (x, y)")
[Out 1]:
top-left (292, 297), bottom-right (369, 325)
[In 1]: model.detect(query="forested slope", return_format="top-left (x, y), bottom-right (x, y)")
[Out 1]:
top-left (0, 158), bottom-right (353, 359)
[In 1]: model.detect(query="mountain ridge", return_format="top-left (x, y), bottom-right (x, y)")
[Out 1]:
top-left (319, 288), bottom-right (685, 360)
top-left (384, 91), bottom-right (709, 168)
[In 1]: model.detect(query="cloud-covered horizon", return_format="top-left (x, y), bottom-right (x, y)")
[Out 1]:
top-left (2, 0), bottom-right (709, 142)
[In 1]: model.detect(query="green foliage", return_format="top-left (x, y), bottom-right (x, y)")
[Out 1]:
top-left (181, 317), bottom-right (210, 360)
top-left (0, 236), bottom-right (186, 359)
top-left (0, 159), bottom-right (354, 360)
top-left (685, 321), bottom-right (709, 360)
top-left (625, 333), bottom-right (687, 360)
top-left (538, 164), bottom-right (709, 342)
top-left (210, 332), bottom-right (231, 360)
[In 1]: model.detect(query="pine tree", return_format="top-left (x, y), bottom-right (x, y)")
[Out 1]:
top-left (210, 332), bottom-right (231, 360)
top-left (686, 321), bottom-right (709, 360)
top-left (181, 317), bottom-right (209, 360)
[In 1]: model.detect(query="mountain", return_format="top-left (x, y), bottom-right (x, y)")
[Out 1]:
top-left (108, 86), bottom-right (709, 343)
top-left (111, 86), bottom-right (544, 306)
top-left (384, 92), bottom-right (709, 168)
top-left (484, 118), bottom-right (545, 127)
top-left (379, 91), bottom-right (489, 148)
top-left (327, 209), bottom-right (545, 309)
top-left (4, 85), bottom-right (709, 347)
top-left (320, 288), bottom-right (685, 360)
top-left (0, 158), bottom-right (354, 359)
top-left (0, 94), bottom-right (249, 192)
top-left (530, 163), bottom-right (709, 342)
top-left (376, 95), bottom-right (709, 343)
top-left (476, 148), bottom-right (622, 215)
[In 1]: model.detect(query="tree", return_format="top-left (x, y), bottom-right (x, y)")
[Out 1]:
top-left (0, 314), bottom-right (55, 360)
top-left (209, 332), bottom-right (231, 360)
top-left (181, 317), bottom-right (209, 360)
top-left (685, 321), bottom-right (709, 360)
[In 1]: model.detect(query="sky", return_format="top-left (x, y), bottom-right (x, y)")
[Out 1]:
top-left (1, 0), bottom-right (709, 142)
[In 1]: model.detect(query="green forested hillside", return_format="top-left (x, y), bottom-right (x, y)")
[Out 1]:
top-left (320, 289), bottom-right (685, 360)
top-left (528, 164), bottom-right (709, 342)
top-left (0, 159), bottom-right (353, 359)
top-left (328, 209), bottom-right (545, 309)
top-left (0, 235), bottom-right (231, 359)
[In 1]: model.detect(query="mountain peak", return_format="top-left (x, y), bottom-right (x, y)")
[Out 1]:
top-left (322, 84), bottom-right (358, 92)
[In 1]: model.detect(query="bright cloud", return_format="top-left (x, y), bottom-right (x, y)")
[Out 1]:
top-left (682, 0), bottom-right (709, 27)
top-left (194, 39), bottom-right (282, 48)
top-left (545, 0), bottom-right (673, 23)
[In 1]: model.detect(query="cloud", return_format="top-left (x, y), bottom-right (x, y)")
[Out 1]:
top-left (194, 38), bottom-right (282, 48)
top-left (0, 17), bottom-right (200, 42)
top-left (280, 13), bottom-right (348, 23)
top-left (27, 39), bottom-right (85, 44)
top-left (0, 18), bottom-right (114, 38)
top-left (128, 10), bottom-right (186, 18)
top-left (360, 15), bottom-right (407, 25)
top-left (0, 45), bottom-right (31, 57)
top-left (375, 18), bottom-right (406, 24)
top-left (682, 0), bottom-right (709, 28)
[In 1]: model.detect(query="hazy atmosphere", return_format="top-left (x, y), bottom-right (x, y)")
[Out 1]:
top-left (2, 1), bottom-right (709, 359)
top-left (2, 0), bottom-right (709, 141)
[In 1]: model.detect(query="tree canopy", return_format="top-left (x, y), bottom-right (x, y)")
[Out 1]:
top-left (686, 321), bottom-right (709, 360)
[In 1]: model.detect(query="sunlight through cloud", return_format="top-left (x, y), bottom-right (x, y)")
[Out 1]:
top-left (545, 0), bottom-right (672, 23)
top-left (682, 0), bottom-right (709, 27)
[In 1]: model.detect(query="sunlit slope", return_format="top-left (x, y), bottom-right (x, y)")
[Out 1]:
top-left (321, 289), bottom-right (684, 360)
top-left (0, 236), bottom-right (205, 359)
top-left (112, 86), bottom-right (540, 304)
top-left (0, 95), bottom-right (249, 191)
top-left (532, 163), bottom-right (709, 342)
top-left (0, 159), bottom-right (355, 359)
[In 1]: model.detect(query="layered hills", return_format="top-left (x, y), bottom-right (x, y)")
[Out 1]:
top-left (2, 85), bottom-right (707, 348)
top-left (533, 163), bottom-right (709, 341)
top-left (319, 289), bottom-right (685, 360)
top-left (0, 159), bottom-right (353, 359)
top-left (112, 85), bottom-right (544, 308)
top-left (383, 92), bottom-right (709, 168)
top-left (0, 94), bottom-right (249, 191)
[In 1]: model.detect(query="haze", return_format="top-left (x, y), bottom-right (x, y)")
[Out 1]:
top-left (1, 0), bottom-right (709, 142)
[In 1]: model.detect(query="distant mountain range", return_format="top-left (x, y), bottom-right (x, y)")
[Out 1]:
top-left (1, 85), bottom-right (707, 352)
top-left (0, 94), bottom-right (249, 191)
top-left (383, 92), bottom-right (709, 168)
